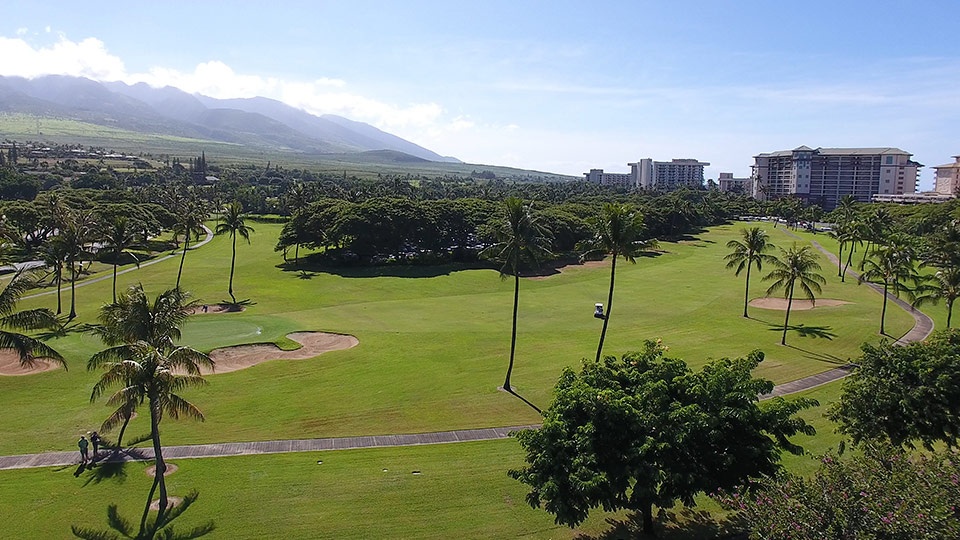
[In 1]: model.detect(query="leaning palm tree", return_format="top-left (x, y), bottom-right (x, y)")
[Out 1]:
top-left (581, 203), bottom-right (658, 361)
top-left (214, 201), bottom-right (254, 304)
top-left (914, 266), bottom-right (960, 329)
top-left (762, 244), bottom-right (826, 345)
top-left (0, 269), bottom-right (65, 369)
top-left (102, 216), bottom-right (140, 303)
top-left (88, 285), bottom-right (213, 536)
top-left (858, 236), bottom-right (920, 335)
top-left (480, 197), bottom-right (552, 393)
top-left (724, 227), bottom-right (777, 318)
top-left (174, 197), bottom-right (209, 290)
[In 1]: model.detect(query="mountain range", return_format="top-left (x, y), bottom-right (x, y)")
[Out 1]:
top-left (0, 75), bottom-right (459, 163)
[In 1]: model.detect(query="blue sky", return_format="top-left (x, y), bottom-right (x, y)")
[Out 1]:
top-left (2, 1), bottom-right (958, 188)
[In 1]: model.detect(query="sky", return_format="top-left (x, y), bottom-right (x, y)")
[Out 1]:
top-left (1, 1), bottom-right (958, 189)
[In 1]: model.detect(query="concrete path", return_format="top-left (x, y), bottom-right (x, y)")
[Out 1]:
top-left (0, 227), bottom-right (937, 472)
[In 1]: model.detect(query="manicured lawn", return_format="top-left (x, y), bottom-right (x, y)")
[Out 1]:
top-left (0, 222), bottom-right (912, 456)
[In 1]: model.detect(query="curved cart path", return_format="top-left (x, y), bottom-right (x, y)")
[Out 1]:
top-left (0, 227), bottom-right (935, 471)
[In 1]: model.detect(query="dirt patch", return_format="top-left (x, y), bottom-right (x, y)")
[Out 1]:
top-left (0, 352), bottom-right (59, 376)
top-left (203, 331), bottom-right (359, 375)
top-left (190, 303), bottom-right (244, 315)
top-left (528, 259), bottom-right (607, 280)
top-left (149, 496), bottom-right (183, 511)
top-left (749, 298), bottom-right (851, 311)
top-left (145, 463), bottom-right (179, 477)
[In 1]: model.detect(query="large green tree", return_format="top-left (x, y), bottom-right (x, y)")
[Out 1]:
top-left (215, 201), bottom-right (254, 304)
top-left (88, 285), bottom-right (213, 538)
top-left (762, 244), bottom-right (826, 345)
top-left (829, 329), bottom-right (960, 449)
top-left (480, 197), bottom-right (552, 393)
top-left (510, 340), bottom-right (815, 536)
top-left (724, 226), bottom-right (777, 318)
top-left (580, 203), bottom-right (657, 361)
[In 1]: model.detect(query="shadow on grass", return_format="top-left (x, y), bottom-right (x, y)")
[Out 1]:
top-left (785, 344), bottom-right (848, 365)
top-left (764, 322), bottom-right (837, 340)
top-left (502, 387), bottom-right (543, 415)
top-left (575, 508), bottom-right (743, 540)
top-left (276, 258), bottom-right (484, 279)
top-left (82, 460), bottom-right (128, 486)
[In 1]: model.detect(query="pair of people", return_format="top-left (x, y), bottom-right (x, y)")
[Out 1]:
top-left (77, 432), bottom-right (101, 464)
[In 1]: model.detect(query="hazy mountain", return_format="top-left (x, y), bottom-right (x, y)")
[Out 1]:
top-left (0, 75), bottom-right (460, 162)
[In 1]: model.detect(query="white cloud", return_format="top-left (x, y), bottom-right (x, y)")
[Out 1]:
top-left (0, 35), bottom-right (126, 80)
top-left (15, 28), bottom-right (27, 36)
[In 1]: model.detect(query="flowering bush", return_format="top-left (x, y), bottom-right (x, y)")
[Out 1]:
top-left (716, 445), bottom-right (960, 539)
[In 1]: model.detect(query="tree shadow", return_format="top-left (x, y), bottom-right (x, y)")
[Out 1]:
top-left (217, 299), bottom-right (255, 311)
top-left (764, 322), bottom-right (836, 340)
top-left (785, 344), bottom-right (848, 365)
top-left (82, 460), bottom-right (128, 486)
top-left (575, 508), bottom-right (741, 540)
top-left (501, 386), bottom-right (543, 415)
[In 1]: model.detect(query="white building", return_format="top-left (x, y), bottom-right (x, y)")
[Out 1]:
top-left (584, 158), bottom-right (709, 191)
top-left (934, 156), bottom-right (960, 196)
top-left (751, 146), bottom-right (921, 210)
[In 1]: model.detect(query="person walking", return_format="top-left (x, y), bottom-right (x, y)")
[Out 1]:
top-left (90, 432), bottom-right (101, 461)
top-left (77, 436), bottom-right (89, 464)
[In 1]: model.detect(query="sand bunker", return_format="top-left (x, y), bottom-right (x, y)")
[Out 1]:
top-left (203, 331), bottom-right (358, 375)
top-left (528, 259), bottom-right (607, 280)
top-left (189, 303), bottom-right (244, 315)
top-left (149, 496), bottom-right (183, 511)
top-left (749, 298), bottom-right (850, 311)
top-left (0, 352), bottom-right (60, 376)
top-left (145, 463), bottom-right (179, 477)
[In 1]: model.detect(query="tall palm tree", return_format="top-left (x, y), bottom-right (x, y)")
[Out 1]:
top-left (914, 266), bottom-right (960, 329)
top-left (174, 197), bottom-right (209, 290)
top-left (102, 216), bottom-right (140, 303)
top-left (480, 197), bottom-right (552, 393)
top-left (724, 227), bottom-right (777, 318)
top-left (0, 269), bottom-right (65, 369)
top-left (858, 207), bottom-right (891, 270)
top-left (858, 236), bottom-right (920, 335)
top-left (40, 235), bottom-right (68, 315)
top-left (215, 201), bottom-right (254, 304)
top-left (581, 203), bottom-right (658, 361)
top-left (762, 244), bottom-right (826, 345)
top-left (88, 286), bottom-right (212, 535)
top-left (61, 210), bottom-right (97, 320)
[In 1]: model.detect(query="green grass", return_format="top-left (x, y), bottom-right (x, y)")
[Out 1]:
top-left (0, 221), bottom-right (913, 455)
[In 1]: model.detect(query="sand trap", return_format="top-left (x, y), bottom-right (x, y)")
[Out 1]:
top-left (145, 463), bottom-right (179, 477)
top-left (0, 352), bottom-right (60, 376)
top-left (203, 331), bottom-right (358, 375)
top-left (750, 298), bottom-right (850, 311)
top-left (528, 260), bottom-right (607, 280)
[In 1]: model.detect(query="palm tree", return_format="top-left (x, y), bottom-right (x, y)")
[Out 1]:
top-left (215, 201), bottom-right (254, 304)
top-left (762, 244), bottom-right (826, 345)
top-left (914, 266), bottom-right (960, 328)
top-left (480, 197), bottom-right (552, 393)
top-left (61, 209), bottom-right (97, 320)
top-left (724, 227), bottom-right (777, 318)
top-left (88, 285), bottom-right (212, 535)
top-left (40, 235), bottom-right (68, 315)
top-left (858, 235), bottom-right (920, 335)
top-left (581, 203), bottom-right (658, 361)
top-left (858, 207), bottom-right (891, 270)
top-left (103, 216), bottom-right (140, 303)
top-left (174, 197), bottom-right (209, 290)
top-left (0, 269), bottom-right (65, 369)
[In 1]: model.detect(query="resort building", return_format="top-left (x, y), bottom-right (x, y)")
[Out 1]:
top-left (584, 158), bottom-right (709, 191)
top-left (934, 156), bottom-right (960, 196)
top-left (751, 146), bottom-right (921, 210)
top-left (717, 172), bottom-right (750, 193)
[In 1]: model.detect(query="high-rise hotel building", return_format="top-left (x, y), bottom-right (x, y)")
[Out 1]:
top-left (751, 146), bottom-right (921, 210)
top-left (584, 158), bottom-right (709, 191)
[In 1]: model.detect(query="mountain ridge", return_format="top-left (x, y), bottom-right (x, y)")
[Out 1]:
top-left (0, 75), bottom-right (460, 163)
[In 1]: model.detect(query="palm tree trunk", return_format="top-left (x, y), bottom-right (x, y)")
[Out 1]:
top-left (139, 471), bottom-right (161, 538)
top-left (859, 241), bottom-right (872, 270)
top-left (68, 260), bottom-right (77, 320)
top-left (228, 234), bottom-right (237, 303)
top-left (149, 397), bottom-right (169, 531)
top-left (742, 262), bottom-right (752, 318)
top-left (596, 256), bottom-right (617, 362)
top-left (842, 244), bottom-right (856, 283)
top-left (948, 299), bottom-right (954, 329)
top-left (55, 265), bottom-right (62, 315)
top-left (294, 243), bottom-right (300, 268)
top-left (880, 282), bottom-right (889, 335)
top-left (176, 235), bottom-right (190, 289)
top-left (116, 410), bottom-right (131, 449)
top-left (781, 285), bottom-right (794, 345)
top-left (641, 501), bottom-right (654, 536)
top-left (837, 242), bottom-right (844, 277)
top-left (112, 262), bottom-right (118, 303)
top-left (505, 272), bottom-right (520, 392)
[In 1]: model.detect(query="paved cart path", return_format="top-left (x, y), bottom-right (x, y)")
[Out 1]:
top-left (0, 227), bottom-right (935, 471)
